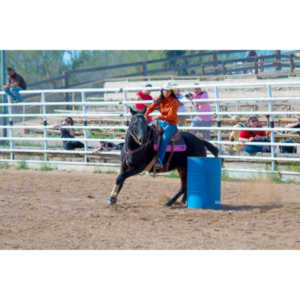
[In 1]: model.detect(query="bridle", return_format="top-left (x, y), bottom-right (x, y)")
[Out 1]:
top-left (124, 116), bottom-right (153, 165)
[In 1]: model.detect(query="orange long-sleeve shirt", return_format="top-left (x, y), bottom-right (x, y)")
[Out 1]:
top-left (145, 96), bottom-right (179, 125)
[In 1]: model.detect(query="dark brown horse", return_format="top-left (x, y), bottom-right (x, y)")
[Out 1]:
top-left (109, 108), bottom-right (219, 206)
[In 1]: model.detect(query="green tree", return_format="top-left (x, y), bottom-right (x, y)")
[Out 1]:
top-left (5, 50), bottom-right (67, 85)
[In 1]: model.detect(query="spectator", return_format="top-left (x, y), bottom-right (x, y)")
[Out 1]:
top-left (239, 115), bottom-right (270, 155)
top-left (135, 83), bottom-right (153, 122)
top-left (54, 117), bottom-right (84, 150)
top-left (188, 86), bottom-right (213, 139)
top-left (225, 116), bottom-right (245, 153)
top-left (92, 141), bottom-right (123, 154)
top-left (2, 67), bottom-right (27, 102)
top-left (286, 116), bottom-right (300, 135)
top-left (172, 85), bottom-right (186, 126)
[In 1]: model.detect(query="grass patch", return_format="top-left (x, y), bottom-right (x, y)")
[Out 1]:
top-left (286, 164), bottom-right (300, 173)
top-left (0, 141), bottom-right (9, 147)
top-left (93, 169), bottom-right (117, 174)
top-left (93, 170), bottom-right (102, 174)
top-left (40, 164), bottom-right (54, 171)
top-left (221, 170), bottom-right (251, 182)
top-left (0, 163), bottom-right (10, 169)
top-left (14, 141), bottom-right (43, 147)
top-left (265, 164), bottom-right (284, 184)
top-left (165, 170), bottom-right (179, 178)
top-left (105, 170), bottom-right (117, 174)
top-left (17, 160), bottom-right (28, 170)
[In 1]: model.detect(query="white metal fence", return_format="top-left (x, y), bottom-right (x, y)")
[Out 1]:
top-left (1, 81), bottom-right (300, 176)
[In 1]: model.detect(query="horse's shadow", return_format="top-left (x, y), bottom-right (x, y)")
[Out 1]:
top-left (221, 204), bottom-right (283, 211)
top-left (170, 203), bottom-right (283, 211)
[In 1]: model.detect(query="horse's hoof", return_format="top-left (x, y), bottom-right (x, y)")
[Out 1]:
top-left (108, 197), bottom-right (117, 205)
top-left (165, 200), bottom-right (173, 207)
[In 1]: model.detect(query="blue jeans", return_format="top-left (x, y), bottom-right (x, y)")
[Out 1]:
top-left (157, 120), bottom-right (178, 165)
top-left (244, 145), bottom-right (265, 155)
top-left (5, 87), bottom-right (23, 102)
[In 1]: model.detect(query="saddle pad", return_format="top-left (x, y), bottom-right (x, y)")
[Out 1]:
top-left (154, 144), bottom-right (187, 152)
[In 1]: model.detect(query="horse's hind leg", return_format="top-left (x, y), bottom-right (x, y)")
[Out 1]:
top-left (178, 167), bottom-right (187, 204)
top-left (166, 167), bottom-right (187, 206)
top-left (166, 188), bottom-right (184, 207)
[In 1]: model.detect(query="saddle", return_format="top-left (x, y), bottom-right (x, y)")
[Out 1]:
top-left (145, 123), bottom-right (186, 173)
top-left (153, 123), bottom-right (187, 153)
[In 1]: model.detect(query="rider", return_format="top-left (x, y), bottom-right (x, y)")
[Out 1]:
top-left (144, 82), bottom-right (179, 170)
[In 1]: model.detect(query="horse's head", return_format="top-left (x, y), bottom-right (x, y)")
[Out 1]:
top-left (128, 107), bottom-right (149, 146)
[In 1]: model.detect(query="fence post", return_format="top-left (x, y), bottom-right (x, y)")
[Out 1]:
top-left (41, 92), bottom-right (48, 161)
top-left (122, 88), bottom-right (129, 126)
top-left (7, 97), bottom-right (14, 161)
top-left (22, 104), bottom-right (25, 122)
top-left (1, 50), bottom-right (7, 140)
top-left (267, 85), bottom-right (276, 172)
top-left (215, 87), bottom-right (222, 154)
top-left (81, 91), bottom-right (88, 163)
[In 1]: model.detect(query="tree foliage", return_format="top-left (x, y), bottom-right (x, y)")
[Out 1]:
top-left (1, 50), bottom-right (204, 87)
top-left (4, 50), bottom-right (67, 83)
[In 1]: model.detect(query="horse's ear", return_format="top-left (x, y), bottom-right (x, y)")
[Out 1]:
top-left (130, 107), bottom-right (137, 115)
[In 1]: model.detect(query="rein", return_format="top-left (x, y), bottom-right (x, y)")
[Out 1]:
top-left (124, 125), bottom-right (153, 165)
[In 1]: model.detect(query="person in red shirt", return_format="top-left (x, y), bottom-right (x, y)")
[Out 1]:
top-left (239, 115), bottom-right (270, 155)
top-left (135, 84), bottom-right (153, 122)
top-left (145, 82), bottom-right (179, 169)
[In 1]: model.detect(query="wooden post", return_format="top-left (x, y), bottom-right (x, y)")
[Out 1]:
top-left (141, 63), bottom-right (147, 77)
top-left (277, 50), bottom-right (281, 71)
top-left (290, 54), bottom-right (295, 73)
top-left (274, 50), bottom-right (281, 71)
top-left (258, 55), bottom-right (264, 72)
top-left (254, 57), bottom-right (258, 74)
top-left (62, 71), bottom-right (70, 108)
top-left (213, 53), bottom-right (218, 74)
top-left (222, 62), bottom-right (227, 75)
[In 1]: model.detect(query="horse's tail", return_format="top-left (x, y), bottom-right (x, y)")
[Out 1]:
top-left (202, 140), bottom-right (219, 157)
top-left (180, 131), bottom-right (219, 157)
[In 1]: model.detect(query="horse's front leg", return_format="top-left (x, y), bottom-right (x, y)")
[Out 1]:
top-left (108, 166), bottom-right (145, 205)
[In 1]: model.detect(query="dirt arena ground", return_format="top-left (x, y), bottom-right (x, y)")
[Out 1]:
top-left (0, 169), bottom-right (300, 250)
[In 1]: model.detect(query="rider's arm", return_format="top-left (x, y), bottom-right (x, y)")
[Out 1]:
top-left (158, 99), bottom-right (179, 124)
top-left (144, 101), bottom-right (158, 119)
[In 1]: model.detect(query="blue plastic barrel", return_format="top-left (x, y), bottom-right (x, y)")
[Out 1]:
top-left (187, 157), bottom-right (221, 209)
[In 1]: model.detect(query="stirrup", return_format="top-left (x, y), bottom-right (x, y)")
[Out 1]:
top-left (153, 162), bottom-right (163, 176)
